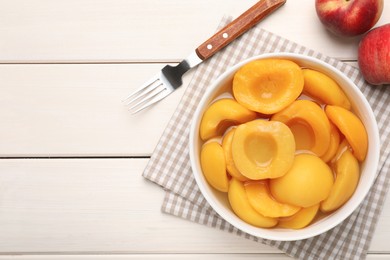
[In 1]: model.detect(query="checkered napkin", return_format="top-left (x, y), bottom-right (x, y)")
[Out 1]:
top-left (143, 16), bottom-right (390, 259)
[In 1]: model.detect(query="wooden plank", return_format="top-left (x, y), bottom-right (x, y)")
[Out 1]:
top-left (0, 255), bottom-right (288, 260)
top-left (0, 159), bottom-right (388, 253)
top-left (1, 0), bottom-right (389, 62)
top-left (0, 64), bottom-right (188, 156)
top-left (0, 159), bottom-right (275, 253)
top-left (1, 255), bottom-right (290, 260)
top-left (0, 254), bottom-right (388, 260)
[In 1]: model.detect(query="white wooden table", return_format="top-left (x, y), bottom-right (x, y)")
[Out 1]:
top-left (1, 1), bottom-right (389, 259)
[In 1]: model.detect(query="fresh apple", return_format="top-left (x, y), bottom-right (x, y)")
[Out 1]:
top-left (358, 24), bottom-right (390, 85)
top-left (315, 0), bottom-right (383, 37)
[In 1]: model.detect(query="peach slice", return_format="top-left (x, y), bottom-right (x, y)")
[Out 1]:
top-left (331, 139), bottom-right (352, 165)
top-left (320, 122), bottom-right (341, 163)
top-left (232, 120), bottom-right (295, 180)
top-left (271, 100), bottom-right (331, 156)
top-left (321, 150), bottom-right (360, 212)
top-left (200, 141), bottom-right (229, 192)
top-left (270, 154), bottom-right (334, 208)
top-left (233, 59), bottom-right (304, 114)
top-left (228, 178), bottom-right (278, 228)
top-left (199, 98), bottom-right (257, 141)
top-left (325, 105), bottom-right (368, 162)
top-left (302, 69), bottom-right (351, 110)
top-left (222, 128), bottom-right (249, 181)
top-left (245, 181), bottom-right (301, 218)
top-left (278, 204), bottom-right (320, 229)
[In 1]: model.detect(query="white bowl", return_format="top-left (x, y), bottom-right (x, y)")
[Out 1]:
top-left (189, 53), bottom-right (380, 241)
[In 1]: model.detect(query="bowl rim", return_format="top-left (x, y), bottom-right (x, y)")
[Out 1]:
top-left (189, 52), bottom-right (380, 241)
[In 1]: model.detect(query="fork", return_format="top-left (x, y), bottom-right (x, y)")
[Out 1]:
top-left (124, 0), bottom-right (286, 114)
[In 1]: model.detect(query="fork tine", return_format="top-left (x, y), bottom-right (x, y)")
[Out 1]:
top-left (130, 88), bottom-right (170, 114)
top-left (122, 74), bottom-right (160, 103)
top-left (123, 80), bottom-right (160, 106)
top-left (128, 83), bottom-right (165, 111)
top-left (124, 80), bottom-right (162, 107)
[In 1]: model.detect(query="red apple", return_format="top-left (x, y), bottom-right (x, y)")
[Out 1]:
top-left (358, 24), bottom-right (390, 85)
top-left (315, 0), bottom-right (383, 37)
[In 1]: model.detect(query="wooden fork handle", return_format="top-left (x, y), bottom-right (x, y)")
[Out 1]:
top-left (195, 0), bottom-right (286, 60)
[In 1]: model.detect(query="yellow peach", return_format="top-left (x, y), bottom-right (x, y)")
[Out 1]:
top-left (331, 139), bottom-right (352, 165)
top-left (200, 141), bottom-right (229, 192)
top-left (321, 150), bottom-right (360, 212)
top-left (233, 59), bottom-right (304, 114)
top-left (245, 181), bottom-right (301, 218)
top-left (278, 204), bottom-right (320, 229)
top-left (271, 100), bottom-right (331, 157)
top-left (228, 178), bottom-right (278, 228)
top-left (270, 154), bottom-right (334, 208)
top-left (302, 69), bottom-right (351, 109)
top-left (325, 105), bottom-right (368, 162)
top-left (199, 98), bottom-right (257, 141)
top-left (232, 120), bottom-right (295, 180)
top-left (320, 123), bottom-right (341, 163)
top-left (221, 128), bottom-right (249, 181)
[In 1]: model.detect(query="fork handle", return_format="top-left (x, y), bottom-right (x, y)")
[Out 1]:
top-left (195, 0), bottom-right (286, 60)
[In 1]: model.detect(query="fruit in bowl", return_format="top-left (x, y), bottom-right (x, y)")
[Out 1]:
top-left (189, 53), bottom-right (380, 241)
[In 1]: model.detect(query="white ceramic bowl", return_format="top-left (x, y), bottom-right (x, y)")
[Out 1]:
top-left (189, 53), bottom-right (380, 241)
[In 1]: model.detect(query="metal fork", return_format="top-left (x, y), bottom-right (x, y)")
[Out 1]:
top-left (123, 0), bottom-right (286, 114)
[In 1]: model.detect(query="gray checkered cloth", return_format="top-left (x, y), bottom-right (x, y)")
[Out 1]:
top-left (143, 16), bottom-right (390, 259)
